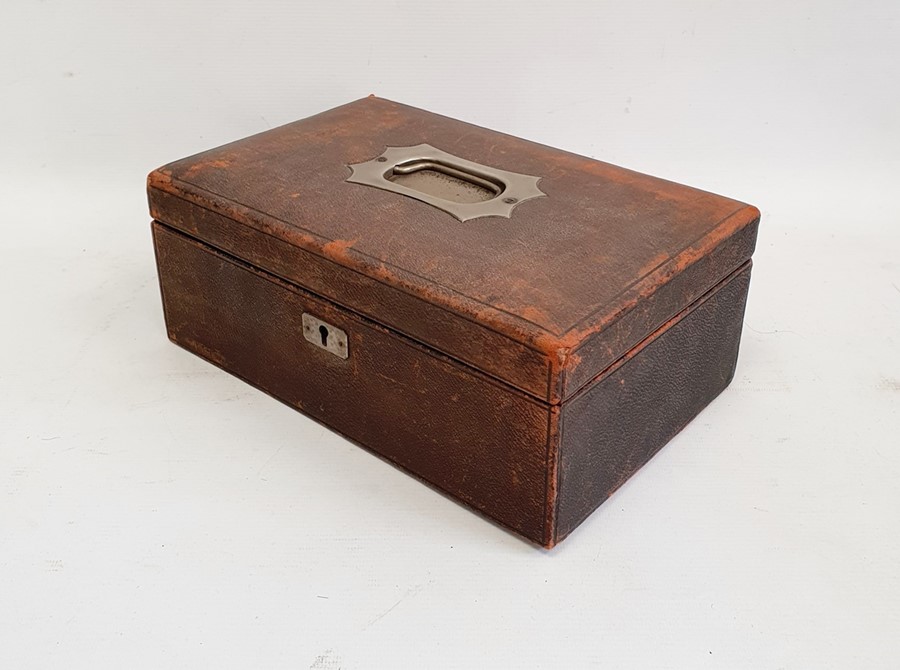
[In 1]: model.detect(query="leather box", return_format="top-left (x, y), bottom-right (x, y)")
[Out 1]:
top-left (148, 96), bottom-right (759, 547)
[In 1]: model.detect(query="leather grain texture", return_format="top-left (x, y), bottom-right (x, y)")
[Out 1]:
top-left (148, 96), bottom-right (759, 402)
top-left (555, 261), bottom-right (753, 544)
top-left (152, 220), bottom-right (753, 547)
top-left (153, 222), bottom-right (555, 545)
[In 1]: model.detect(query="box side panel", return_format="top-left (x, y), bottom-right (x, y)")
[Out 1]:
top-left (560, 215), bottom-right (759, 400)
top-left (152, 222), bottom-right (553, 545)
top-left (555, 262), bottom-right (752, 543)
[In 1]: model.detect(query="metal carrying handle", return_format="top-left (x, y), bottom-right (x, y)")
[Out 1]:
top-left (346, 144), bottom-right (546, 222)
top-left (390, 159), bottom-right (504, 196)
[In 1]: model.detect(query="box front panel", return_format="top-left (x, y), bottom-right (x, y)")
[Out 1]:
top-left (153, 222), bottom-right (552, 545)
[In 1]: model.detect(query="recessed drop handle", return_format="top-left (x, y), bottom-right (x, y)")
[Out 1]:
top-left (389, 160), bottom-right (504, 197)
top-left (346, 144), bottom-right (546, 222)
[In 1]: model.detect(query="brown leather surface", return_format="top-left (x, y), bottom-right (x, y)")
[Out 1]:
top-left (150, 188), bottom-right (551, 400)
top-left (153, 222), bottom-right (554, 545)
top-left (148, 96), bottom-right (759, 402)
top-left (555, 261), bottom-right (752, 544)
top-left (152, 220), bottom-right (752, 547)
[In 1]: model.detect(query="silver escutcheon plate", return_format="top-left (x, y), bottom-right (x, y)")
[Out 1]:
top-left (302, 313), bottom-right (348, 359)
top-left (346, 144), bottom-right (545, 222)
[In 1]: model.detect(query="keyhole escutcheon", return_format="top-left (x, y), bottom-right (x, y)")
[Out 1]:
top-left (301, 313), bottom-right (349, 360)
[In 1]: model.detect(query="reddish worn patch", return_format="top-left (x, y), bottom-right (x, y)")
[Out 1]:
top-left (371, 262), bottom-right (400, 284)
top-left (321, 238), bottom-right (359, 265)
top-left (518, 305), bottom-right (552, 327)
top-left (147, 96), bottom-right (759, 404)
top-left (638, 251), bottom-right (672, 278)
top-left (183, 158), bottom-right (233, 178)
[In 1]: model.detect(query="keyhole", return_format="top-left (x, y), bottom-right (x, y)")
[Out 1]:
top-left (319, 324), bottom-right (329, 347)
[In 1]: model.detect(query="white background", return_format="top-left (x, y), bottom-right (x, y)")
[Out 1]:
top-left (2, 1), bottom-right (899, 668)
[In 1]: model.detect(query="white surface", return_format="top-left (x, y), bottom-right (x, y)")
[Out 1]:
top-left (2, 1), bottom-right (899, 668)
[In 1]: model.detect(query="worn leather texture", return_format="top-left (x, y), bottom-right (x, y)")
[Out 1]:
top-left (148, 96), bottom-right (759, 403)
top-left (153, 221), bottom-right (752, 547)
top-left (153, 223), bottom-right (554, 544)
top-left (555, 261), bottom-right (753, 543)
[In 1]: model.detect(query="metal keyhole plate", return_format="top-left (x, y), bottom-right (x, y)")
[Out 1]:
top-left (302, 313), bottom-right (348, 359)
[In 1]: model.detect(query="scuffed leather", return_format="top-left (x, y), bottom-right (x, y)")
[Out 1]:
top-left (555, 262), bottom-right (752, 543)
top-left (148, 96), bottom-right (760, 403)
top-left (153, 221), bottom-right (752, 547)
top-left (154, 223), bottom-right (551, 543)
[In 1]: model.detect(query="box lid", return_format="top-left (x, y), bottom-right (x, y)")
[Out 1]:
top-left (148, 96), bottom-right (759, 404)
